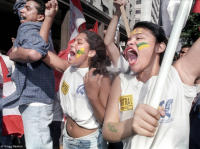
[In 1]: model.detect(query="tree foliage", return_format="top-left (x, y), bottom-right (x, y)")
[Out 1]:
top-left (181, 13), bottom-right (200, 45)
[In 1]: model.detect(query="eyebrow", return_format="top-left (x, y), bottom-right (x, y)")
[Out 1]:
top-left (25, 5), bottom-right (31, 9)
top-left (76, 38), bottom-right (83, 41)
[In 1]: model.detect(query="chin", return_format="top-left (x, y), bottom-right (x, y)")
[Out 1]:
top-left (20, 19), bottom-right (28, 23)
top-left (130, 65), bottom-right (140, 74)
top-left (20, 20), bottom-right (25, 23)
top-left (70, 62), bottom-right (80, 68)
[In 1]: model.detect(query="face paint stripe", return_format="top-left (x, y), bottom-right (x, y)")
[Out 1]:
top-left (137, 42), bottom-right (150, 50)
top-left (76, 48), bottom-right (85, 58)
top-left (130, 28), bottom-right (143, 35)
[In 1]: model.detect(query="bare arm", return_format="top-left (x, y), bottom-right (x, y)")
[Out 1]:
top-left (84, 68), bottom-right (111, 124)
top-left (174, 38), bottom-right (200, 85)
top-left (102, 76), bottom-right (135, 142)
top-left (42, 51), bottom-right (69, 72)
top-left (40, 0), bottom-right (58, 42)
top-left (9, 47), bottom-right (42, 63)
top-left (40, 0), bottom-right (70, 72)
top-left (104, 0), bottom-right (126, 66)
top-left (102, 76), bottom-right (163, 142)
top-left (9, 47), bottom-right (69, 72)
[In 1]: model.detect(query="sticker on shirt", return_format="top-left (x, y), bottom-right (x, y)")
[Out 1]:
top-left (76, 84), bottom-right (86, 96)
top-left (159, 99), bottom-right (173, 123)
top-left (61, 81), bottom-right (69, 95)
top-left (119, 95), bottom-right (133, 111)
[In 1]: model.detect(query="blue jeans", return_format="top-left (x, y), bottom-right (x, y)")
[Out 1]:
top-left (19, 104), bottom-right (53, 149)
top-left (63, 127), bottom-right (107, 149)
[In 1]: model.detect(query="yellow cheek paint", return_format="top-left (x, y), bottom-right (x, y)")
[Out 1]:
top-left (137, 42), bottom-right (150, 50)
top-left (130, 28), bottom-right (143, 36)
top-left (76, 48), bottom-right (85, 58)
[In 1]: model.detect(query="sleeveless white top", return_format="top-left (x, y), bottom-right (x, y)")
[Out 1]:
top-left (59, 66), bottom-right (99, 129)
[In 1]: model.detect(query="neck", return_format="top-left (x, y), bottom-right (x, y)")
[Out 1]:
top-left (137, 55), bottom-right (160, 82)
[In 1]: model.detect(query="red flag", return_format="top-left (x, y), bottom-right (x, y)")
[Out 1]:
top-left (69, 0), bottom-right (86, 40)
top-left (90, 21), bottom-right (98, 33)
top-left (193, 0), bottom-right (200, 13)
top-left (0, 55), bottom-right (24, 137)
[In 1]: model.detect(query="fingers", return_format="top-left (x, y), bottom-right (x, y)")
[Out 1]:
top-left (132, 119), bottom-right (155, 137)
top-left (46, 0), bottom-right (58, 11)
top-left (84, 68), bottom-right (95, 82)
top-left (51, 0), bottom-right (58, 11)
top-left (143, 104), bottom-right (161, 121)
top-left (88, 68), bottom-right (96, 76)
top-left (158, 106), bottom-right (165, 117)
top-left (84, 68), bottom-right (103, 86)
top-left (114, 0), bottom-right (127, 5)
top-left (132, 104), bottom-right (161, 137)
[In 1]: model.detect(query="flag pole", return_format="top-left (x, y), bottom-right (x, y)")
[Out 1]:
top-left (120, 6), bottom-right (131, 38)
top-left (150, 0), bottom-right (193, 108)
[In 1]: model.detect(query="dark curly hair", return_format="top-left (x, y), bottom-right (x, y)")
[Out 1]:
top-left (80, 30), bottom-right (111, 75)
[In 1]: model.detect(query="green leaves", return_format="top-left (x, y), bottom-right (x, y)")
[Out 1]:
top-left (181, 13), bottom-right (200, 45)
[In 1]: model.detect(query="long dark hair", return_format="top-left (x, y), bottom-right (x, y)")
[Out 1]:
top-left (81, 30), bottom-right (111, 75)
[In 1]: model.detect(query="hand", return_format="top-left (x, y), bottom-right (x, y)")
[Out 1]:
top-left (8, 47), bottom-right (18, 60)
top-left (84, 68), bottom-right (103, 101)
top-left (132, 104), bottom-right (165, 137)
top-left (45, 0), bottom-right (58, 18)
top-left (114, 0), bottom-right (127, 10)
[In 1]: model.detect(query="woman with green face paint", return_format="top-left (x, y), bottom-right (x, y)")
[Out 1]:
top-left (102, 0), bottom-right (200, 149)
top-left (59, 30), bottom-right (111, 149)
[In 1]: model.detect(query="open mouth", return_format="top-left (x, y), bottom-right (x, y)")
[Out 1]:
top-left (68, 50), bottom-right (76, 61)
top-left (19, 14), bottom-right (26, 21)
top-left (69, 50), bottom-right (76, 57)
top-left (124, 47), bottom-right (138, 65)
top-left (20, 16), bottom-right (26, 20)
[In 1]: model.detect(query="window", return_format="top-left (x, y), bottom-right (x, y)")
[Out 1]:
top-left (135, 9), bottom-right (141, 14)
top-left (136, 0), bottom-right (141, 4)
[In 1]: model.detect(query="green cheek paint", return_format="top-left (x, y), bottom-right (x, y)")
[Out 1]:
top-left (137, 42), bottom-right (150, 50)
top-left (76, 48), bottom-right (85, 58)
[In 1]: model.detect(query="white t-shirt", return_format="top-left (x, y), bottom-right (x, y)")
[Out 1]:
top-left (117, 55), bottom-right (129, 73)
top-left (59, 66), bottom-right (99, 129)
top-left (119, 66), bottom-right (197, 149)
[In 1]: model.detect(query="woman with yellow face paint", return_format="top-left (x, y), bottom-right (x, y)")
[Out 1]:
top-left (59, 30), bottom-right (111, 149)
top-left (102, 0), bottom-right (200, 149)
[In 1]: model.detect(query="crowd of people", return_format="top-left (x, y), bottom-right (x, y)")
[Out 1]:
top-left (0, 0), bottom-right (200, 149)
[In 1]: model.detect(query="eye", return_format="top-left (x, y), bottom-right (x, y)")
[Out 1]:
top-left (136, 36), bottom-right (143, 40)
top-left (77, 41), bottom-right (83, 45)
